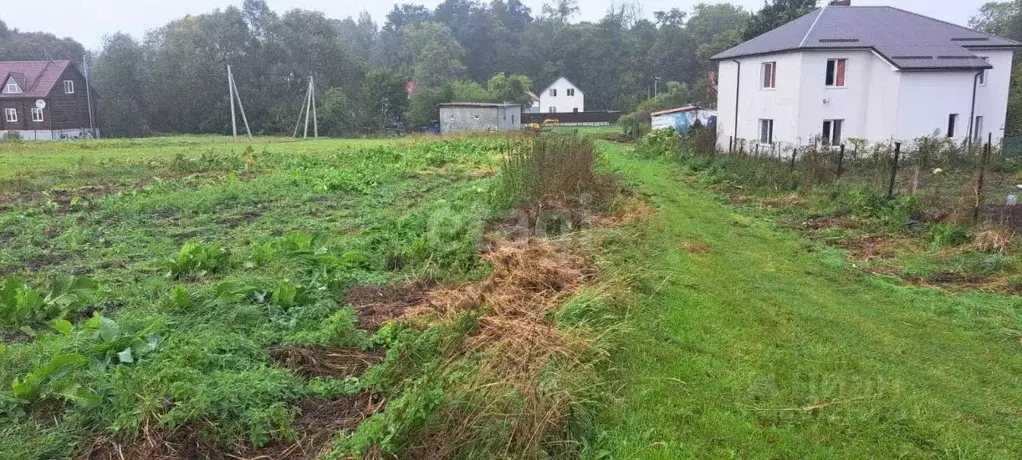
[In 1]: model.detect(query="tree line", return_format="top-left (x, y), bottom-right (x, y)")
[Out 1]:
top-left (0, 0), bottom-right (1017, 138)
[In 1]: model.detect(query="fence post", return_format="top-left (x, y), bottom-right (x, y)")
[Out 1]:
top-left (836, 144), bottom-right (845, 178)
top-left (888, 142), bottom-right (901, 197)
top-left (729, 136), bottom-right (734, 153)
top-left (790, 147), bottom-right (798, 171)
top-left (974, 133), bottom-right (992, 223)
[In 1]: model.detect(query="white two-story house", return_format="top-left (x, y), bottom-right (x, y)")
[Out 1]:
top-left (712, 4), bottom-right (1019, 151)
top-left (537, 77), bottom-right (585, 114)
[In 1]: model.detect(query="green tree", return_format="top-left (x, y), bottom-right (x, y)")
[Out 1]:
top-left (318, 88), bottom-right (352, 136)
top-left (487, 73), bottom-right (533, 105)
top-left (970, 1), bottom-right (1021, 135)
top-left (93, 33), bottom-right (149, 137)
top-left (744, 0), bottom-right (818, 41)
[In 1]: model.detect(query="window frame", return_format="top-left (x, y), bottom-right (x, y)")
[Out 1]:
top-left (822, 119), bottom-right (844, 146)
top-left (4, 108), bottom-right (17, 123)
top-left (761, 62), bottom-right (777, 89)
top-left (974, 116), bottom-right (984, 142)
top-left (549, 88), bottom-right (557, 97)
top-left (64, 80), bottom-right (75, 94)
top-left (549, 106), bottom-right (557, 113)
top-left (759, 119), bottom-right (774, 144)
top-left (825, 58), bottom-right (848, 88)
top-left (947, 114), bottom-right (958, 138)
top-left (30, 107), bottom-right (44, 122)
top-left (567, 88), bottom-right (575, 97)
top-left (3, 79), bottom-right (21, 94)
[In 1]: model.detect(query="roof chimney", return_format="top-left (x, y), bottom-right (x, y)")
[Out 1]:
top-left (829, 0), bottom-right (851, 5)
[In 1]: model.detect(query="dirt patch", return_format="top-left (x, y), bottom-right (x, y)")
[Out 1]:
top-left (272, 346), bottom-right (386, 378)
top-left (681, 240), bottom-right (711, 254)
top-left (601, 133), bottom-right (633, 143)
top-left (343, 280), bottom-right (434, 332)
top-left (216, 210), bottom-right (262, 229)
top-left (761, 195), bottom-right (809, 208)
top-left (834, 233), bottom-right (917, 261)
top-left (77, 392), bottom-right (384, 460)
top-left (801, 216), bottom-right (862, 230)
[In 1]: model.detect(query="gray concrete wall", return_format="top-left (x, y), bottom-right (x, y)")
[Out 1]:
top-left (440, 106), bottom-right (521, 134)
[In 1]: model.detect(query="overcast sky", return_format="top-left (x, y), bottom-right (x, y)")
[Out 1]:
top-left (0, 0), bottom-right (991, 51)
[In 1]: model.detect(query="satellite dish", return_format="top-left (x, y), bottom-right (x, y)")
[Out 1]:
top-left (35, 99), bottom-right (46, 109)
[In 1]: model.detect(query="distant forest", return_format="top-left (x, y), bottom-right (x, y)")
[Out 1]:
top-left (0, 0), bottom-right (1018, 138)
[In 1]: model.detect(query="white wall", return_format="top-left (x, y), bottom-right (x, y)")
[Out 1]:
top-left (973, 49), bottom-right (1015, 144)
top-left (716, 47), bottom-right (1014, 149)
top-left (895, 71), bottom-right (977, 142)
top-left (539, 77), bottom-right (585, 113)
top-left (715, 51), bottom-right (803, 150)
top-left (797, 50), bottom-right (885, 144)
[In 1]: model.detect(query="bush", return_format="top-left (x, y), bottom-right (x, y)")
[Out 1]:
top-left (635, 128), bottom-right (683, 160)
top-left (495, 134), bottom-right (615, 210)
top-left (931, 223), bottom-right (971, 249)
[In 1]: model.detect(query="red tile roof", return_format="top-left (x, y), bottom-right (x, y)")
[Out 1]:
top-left (0, 60), bottom-right (73, 98)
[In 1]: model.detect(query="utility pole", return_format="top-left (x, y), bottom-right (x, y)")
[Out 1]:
top-left (83, 54), bottom-right (96, 138)
top-left (228, 65), bottom-right (238, 140)
top-left (311, 76), bottom-right (318, 138)
top-left (654, 77), bottom-right (662, 97)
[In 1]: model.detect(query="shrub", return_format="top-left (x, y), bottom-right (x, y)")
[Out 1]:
top-left (931, 223), bottom-right (971, 249)
top-left (495, 134), bottom-right (615, 211)
top-left (635, 128), bottom-right (682, 160)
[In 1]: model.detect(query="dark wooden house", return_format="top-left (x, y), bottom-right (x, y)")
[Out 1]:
top-left (0, 60), bottom-right (96, 140)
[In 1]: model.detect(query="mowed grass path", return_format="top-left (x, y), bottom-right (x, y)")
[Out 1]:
top-left (596, 143), bottom-right (1022, 458)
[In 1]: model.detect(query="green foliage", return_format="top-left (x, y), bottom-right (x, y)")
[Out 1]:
top-left (0, 276), bottom-right (101, 331)
top-left (167, 240), bottom-right (231, 279)
top-left (78, 313), bottom-right (165, 368)
top-left (11, 353), bottom-right (99, 408)
top-left (744, 0), bottom-right (818, 40)
top-left (839, 185), bottom-right (918, 230)
top-left (931, 223), bottom-right (972, 249)
top-left (635, 128), bottom-right (683, 160)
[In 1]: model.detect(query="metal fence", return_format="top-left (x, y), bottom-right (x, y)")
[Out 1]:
top-left (715, 134), bottom-right (1022, 229)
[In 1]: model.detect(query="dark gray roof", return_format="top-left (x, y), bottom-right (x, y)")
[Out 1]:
top-left (712, 6), bottom-right (1020, 70)
top-left (439, 102), bottom-right (521, 108)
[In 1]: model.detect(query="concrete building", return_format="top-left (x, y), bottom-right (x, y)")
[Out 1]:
top-left (538, 77), bottom-right (585, 113)
top-left (712, 4), bottom-right (1019, 151)
top-left (439, 103), bottom-right (522, 134)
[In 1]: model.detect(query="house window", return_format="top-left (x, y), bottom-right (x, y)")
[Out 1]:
top-left (947, 114), bottom-right (958, 137)
top-left (761, 62), bottom-right (776, 89)
top-left (31, 108), bottom-right (44, 122)
top-left (759, 119), bottom-right (774, 144)
top-left (3, 79), bottom-right (21, 94)
top-left (4, 108), bottom-right (17, 123)
top-left (822, 119), bottom-right (844, 146)
top-left (549, 106), bottom-right (557, 113)
top-left (567, 88), bottom-right (575, 96)
top-left (549, 89), bottom-right (557, 97)
top-left (979, 57), bottom-right (989, 85)
top-left (826, 58), bottom-right (847, 87)
top-left (573, 108), bottom-right (579, 113)
top-left (974, 116), bottom-right (984, 142)
top-left (64, 80), bottom-right (75, 94)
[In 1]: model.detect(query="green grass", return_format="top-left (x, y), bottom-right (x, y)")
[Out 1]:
top-left (593, 141), bottom-right (1022, 458)
top-left (0, 135), bottom-right (518, 458)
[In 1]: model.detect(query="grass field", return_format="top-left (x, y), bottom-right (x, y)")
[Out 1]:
top-left (594, 140), bottom-right (1022, 459)
top-left (3, 132), bottom-right (1022, 459)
